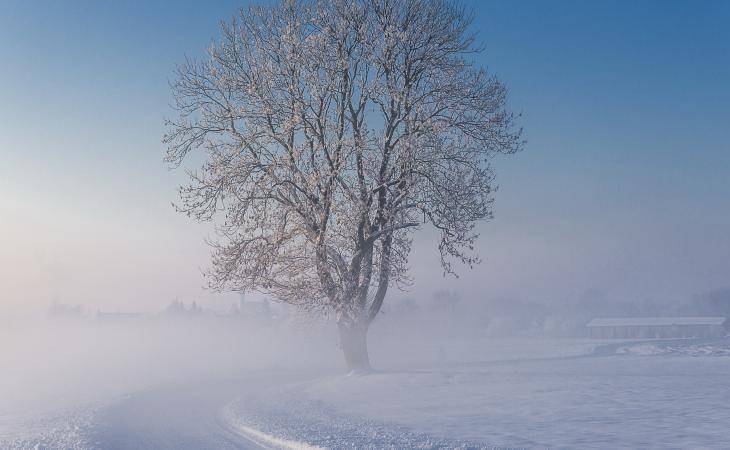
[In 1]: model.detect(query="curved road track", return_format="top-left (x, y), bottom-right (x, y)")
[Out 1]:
top-left (87, 375), bottom-right (290, 450)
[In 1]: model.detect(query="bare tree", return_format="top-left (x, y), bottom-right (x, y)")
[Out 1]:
top-left (164, 0), bottom-right (522, 371)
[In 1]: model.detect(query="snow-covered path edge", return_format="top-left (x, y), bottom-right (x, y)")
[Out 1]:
top-left (221, 403), bottom-right (326, 450)
top-left (219, 386), bottom-right (508, 450)
top-left (235, 425), bottom-right (326, 450)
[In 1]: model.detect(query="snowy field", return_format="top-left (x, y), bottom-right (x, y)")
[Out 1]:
top-left (2, 318), bottom-right (729, 449)
top-left (226, 337), bottom-right (730, 449)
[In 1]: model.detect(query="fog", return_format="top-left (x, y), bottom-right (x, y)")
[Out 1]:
top-left (2, 0), bottom-right (729, 447)
top-left (3, 286), bottom-right (728, 411)
top-left (0, 311), bottom-right (325, 415)
top-left (2, 286), bottom-right (730, 447)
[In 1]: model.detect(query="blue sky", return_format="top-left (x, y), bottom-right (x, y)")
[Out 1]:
top-left (1, 0), bottom-right (728, 313)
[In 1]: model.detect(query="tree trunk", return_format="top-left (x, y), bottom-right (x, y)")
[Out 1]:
top-left (338, 319), bottom-right (371, 373)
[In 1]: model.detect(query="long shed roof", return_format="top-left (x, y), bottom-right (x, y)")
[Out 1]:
top-left (586, 317), bottom-right (727, 327)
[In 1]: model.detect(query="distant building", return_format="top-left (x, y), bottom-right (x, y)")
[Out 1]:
top-left (587, 317), bottom-right (729, 339)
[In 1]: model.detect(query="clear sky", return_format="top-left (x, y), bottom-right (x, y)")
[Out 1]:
top-left (1, 0), bottom-right (728, 314)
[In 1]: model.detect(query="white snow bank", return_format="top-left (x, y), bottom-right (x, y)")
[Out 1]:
top-left (617, 341), bottom-right (730, 357)
top-left (222, 402), bottom-right (327, 450)
top-left (235, 424), bottom-right (325, 450)
top-left (222, 393), bottom-right (501, 449)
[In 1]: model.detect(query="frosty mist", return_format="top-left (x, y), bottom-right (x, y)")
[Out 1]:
top-left (3, 0), bottom-right (730, 448)
top-left (163, 0), bottom-right (522, 371)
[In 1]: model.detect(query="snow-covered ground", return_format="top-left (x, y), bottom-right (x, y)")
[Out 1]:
top-left (617, 340), bottom-right (730, 357)
top-left (2, 319), bottom-right (730, 449)
top-left (0, 406), bottom-right (98, 450)
top-left (225, 337), bottom-right (730, 449)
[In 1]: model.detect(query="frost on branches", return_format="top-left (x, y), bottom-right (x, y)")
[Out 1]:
top-left (164, 0), bottom-right (522, 371)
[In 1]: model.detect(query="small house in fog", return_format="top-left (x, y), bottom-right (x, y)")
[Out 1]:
top-left (587, 317), bottom-right (728, 339)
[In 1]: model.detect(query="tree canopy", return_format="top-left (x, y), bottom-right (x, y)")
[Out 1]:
top-left (165, 0), bottom-right (522, 369)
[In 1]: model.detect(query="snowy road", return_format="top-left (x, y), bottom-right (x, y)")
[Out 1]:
top-left (86, 372), bottom-right (497, 450)
top-left (87, 378), bottom-right (265, 449)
